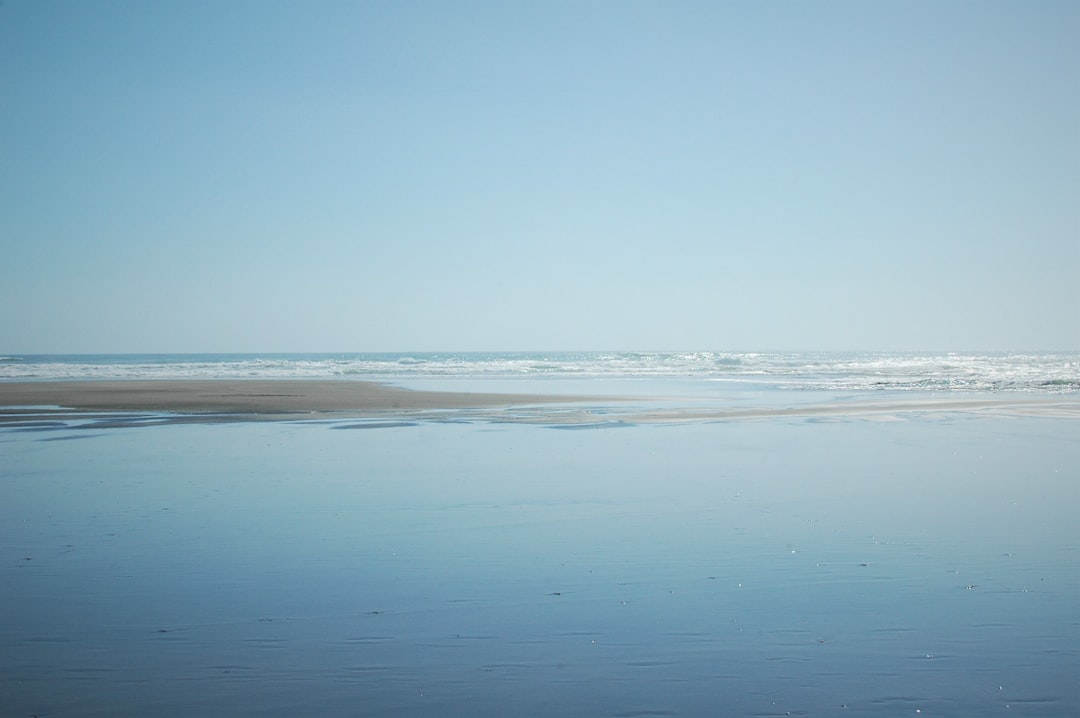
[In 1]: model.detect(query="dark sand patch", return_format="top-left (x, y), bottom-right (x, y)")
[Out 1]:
top-left (0, 379), bottom-right (598, 420)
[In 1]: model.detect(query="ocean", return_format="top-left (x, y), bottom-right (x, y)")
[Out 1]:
top-left (2, 351), bottom-right (1078, 392)
top-left (1, 353), bottom-right (1077, 716)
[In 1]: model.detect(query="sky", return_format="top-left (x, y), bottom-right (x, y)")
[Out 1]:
top-left (1, 0), bottom-right (1077, 353)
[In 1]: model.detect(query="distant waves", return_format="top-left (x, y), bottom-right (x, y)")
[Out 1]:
top-left (1, 351), bottom-right (1077, 393)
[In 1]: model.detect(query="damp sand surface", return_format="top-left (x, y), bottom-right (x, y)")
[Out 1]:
top-left (2, 378), bottom-right (1077, 426)
top-left (1, 384), bottom-right (1078, 716)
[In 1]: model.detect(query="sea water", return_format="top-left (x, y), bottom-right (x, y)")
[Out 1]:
top-left (1, 357), bottom-right (1078, 716)
top-left (2, 351), bottom-right (1078, 393)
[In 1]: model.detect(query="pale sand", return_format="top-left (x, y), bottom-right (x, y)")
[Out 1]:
top-left (0, 379), bottom-right (1077, 425)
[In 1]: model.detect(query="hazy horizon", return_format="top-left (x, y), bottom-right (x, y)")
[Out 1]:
top-left (4, 347), bottom-right (1080, 356)
top-left (2, 1), bottom-right (1077, 354)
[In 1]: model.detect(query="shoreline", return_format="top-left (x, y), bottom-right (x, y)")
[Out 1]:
top-left (1, 379), bottom-right (1078, 426)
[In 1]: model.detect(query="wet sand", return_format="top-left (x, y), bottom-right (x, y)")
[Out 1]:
top-left (0, 380), bottom-right (598, 417)
top-left (3, 380), bottom-right (1078, 716)
top-left (3, 404), bottom-right (1077, 716)
top-left (1, 380), bottom-right (1077, 426)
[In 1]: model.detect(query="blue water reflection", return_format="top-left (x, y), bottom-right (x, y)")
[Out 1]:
top-left (1, 414), bottom-right (1076, 716)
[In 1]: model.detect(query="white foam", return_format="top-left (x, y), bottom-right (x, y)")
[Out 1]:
top-left (0, 352), bottom-right (1076, 393)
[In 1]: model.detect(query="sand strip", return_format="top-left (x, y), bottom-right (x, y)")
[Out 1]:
top-left (1, 380), bottom-right (1077, 425)
top-left (0, 379), bottom-right (598, 417)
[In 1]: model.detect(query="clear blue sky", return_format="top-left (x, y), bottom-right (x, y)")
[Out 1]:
top-left (2, 0), bottom-right (1077, 352)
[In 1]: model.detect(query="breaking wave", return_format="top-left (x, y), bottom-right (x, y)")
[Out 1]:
top-left (0, 351), bottom-right (1077, 393)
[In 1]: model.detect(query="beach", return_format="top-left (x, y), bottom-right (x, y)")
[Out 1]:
top-left (0, 379), bottom-right (601, 418)
top-left (5, 0), bottom-right (1077, 711)
top-left (2, 378), bottom-right (1078, 426)
top-left (2, 367), bottom-right (1078, 716)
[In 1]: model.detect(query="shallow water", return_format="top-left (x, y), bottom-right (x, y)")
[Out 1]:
top-left (1, 411), bottom-right (1077, 716)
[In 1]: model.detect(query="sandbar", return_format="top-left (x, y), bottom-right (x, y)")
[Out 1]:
top-left (1, 380), bottom-right (1077, 426)
top-left (0, 379), bottom-right (597, 418)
